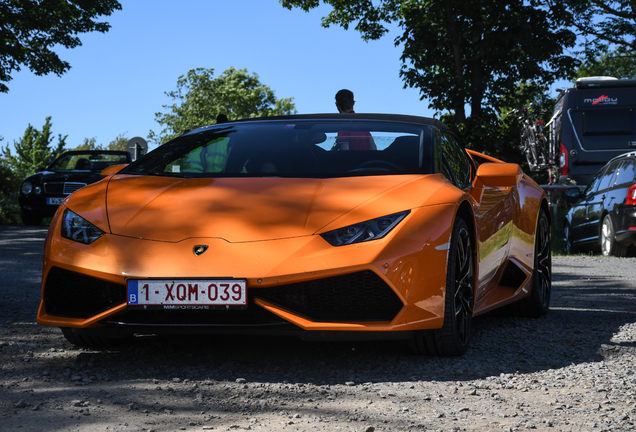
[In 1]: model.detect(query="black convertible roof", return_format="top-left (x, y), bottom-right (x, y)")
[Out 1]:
top-left (199, 113), bottom-right (448, 131)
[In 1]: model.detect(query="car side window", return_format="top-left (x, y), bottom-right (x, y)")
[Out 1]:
top-left (614, 159), bottom-right (636, 186)
top-left (597, 161), bottom-right (621, 192)
top-left (440, 133), bottom-right (471, 189)
top-left (583, 170), bottom-right (604, 198)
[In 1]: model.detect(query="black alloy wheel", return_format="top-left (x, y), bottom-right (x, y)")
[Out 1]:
top-left (533, 210), bottom-right (552, 311)
top-left (517, 209), bottom-right (551, 317)
top-left (411, 216), bottom-right (475, 356)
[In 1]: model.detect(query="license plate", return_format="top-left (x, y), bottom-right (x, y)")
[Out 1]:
top-left (127, 279), bottom-right (247, 310)
top-left (47, 197), bottom-right (64, 205)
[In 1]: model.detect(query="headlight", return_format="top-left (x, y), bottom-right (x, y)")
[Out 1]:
top-left (61, 209), bottom-right (105, 244)
top-left (21, 181), bottom-right (33, 195)
top-left (33, 186), bottom-right (42, 194)
top-left (320, 210), bottom-right (410, 246)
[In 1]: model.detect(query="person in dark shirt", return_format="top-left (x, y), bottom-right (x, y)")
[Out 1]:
top-left (334, 89), bottom-right (376, 150)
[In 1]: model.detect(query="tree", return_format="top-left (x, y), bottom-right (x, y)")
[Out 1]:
top-left (73, 137), bottom-right (100, 151)
top-left (150, 67), bottom-right (297, 144)
top-left (574, 50), bottom-right (636, 79)
top-left (0, 0), bottom-right (122, 93)
top-left (0, 135), bottom-right (20, 224)
top-left (107, 133), bottom-right (129, 151)
top-left (1, 117), bottom-right (67, 180)
top-left (282, 1), bottom-right (577, 127)
top-left (72, 133), bottom-right (129, 151)
top-left (564, 0), bottom-right (636, 61)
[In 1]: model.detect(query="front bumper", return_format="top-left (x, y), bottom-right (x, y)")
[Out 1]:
top-left (38, 204), bottom-right (457, 334)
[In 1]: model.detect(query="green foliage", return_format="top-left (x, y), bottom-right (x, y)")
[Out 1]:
top-left (150, 67), bottom-right (297, 144)
top-left (0, 117), bottom-right (67, 224)
top-left (0, 0), bottom-right (122, 92)
top-left (565, 0), bottom-right (636, 61)
top-left (397, 1), bottom-right (577, 122)
top-left (73, 137), bottom-right (101, 151)
top-left (0, 136), bottom-right (20, 224)
top-left (107, 133), bottom-right (129, 151)
top-left (282, 0), bottom-right (577, 126)
top-left (1, 117), bottom-right (67, 179)
top-left (441, 81), bottom-right (555, 184)
top-left (574, 49), bottom-right (636, 79)
top-left (72, 133), bottom-right (129, 151)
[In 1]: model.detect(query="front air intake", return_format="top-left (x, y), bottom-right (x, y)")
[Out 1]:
top-left (254, 270), bottom-right (403, 322)
top-left (44, 267), bottom-right (126, 318)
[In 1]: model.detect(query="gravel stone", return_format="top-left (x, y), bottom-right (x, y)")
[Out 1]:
top-left (2, 226), bottom-right (636, 431)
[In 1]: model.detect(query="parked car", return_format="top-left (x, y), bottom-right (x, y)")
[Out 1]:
top-left (36, 114), bottom-right (551, 356)
top-left (548, 77), bottom-right (636, 185)
top-left (19, 150), bottom-right (132, 225)
top-left (563, 151), bottom-right (636, 256)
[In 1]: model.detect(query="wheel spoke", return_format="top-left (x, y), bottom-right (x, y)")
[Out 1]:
top-left (453, 226), bottom-right (474, 343)
top-left (536, 218), bottom-right (552, 305)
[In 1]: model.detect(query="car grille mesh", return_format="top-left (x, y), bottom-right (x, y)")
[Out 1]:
top-left (44, 182), bottom-right (87, 195)
top-left (43, 268), bottom-right (403, 324)
top-left (44, 267), bottom-right (127, 318)
top-left (254, 270), bottom-right (403, 322)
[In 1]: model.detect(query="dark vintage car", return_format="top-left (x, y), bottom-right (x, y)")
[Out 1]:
top-left (563, 151), bottom-right (636, 256)
top-left (19, 150), bottom-right (132, 225)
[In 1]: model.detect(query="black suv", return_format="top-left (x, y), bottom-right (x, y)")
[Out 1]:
top-left (563, 151), bottom-right (636, 256)
top-left (549, 78), bottom-right (636, 185)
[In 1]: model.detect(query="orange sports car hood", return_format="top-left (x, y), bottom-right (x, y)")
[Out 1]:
top-left (102, 174), bottom-right (449, 243)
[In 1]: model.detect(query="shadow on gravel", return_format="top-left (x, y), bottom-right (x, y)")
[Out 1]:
top-left (0, 225), bottom-right (48, 325)
top-left (2, 235), bottom-right (636, 430)
top-left (2, 226), bottom-right (636, 413)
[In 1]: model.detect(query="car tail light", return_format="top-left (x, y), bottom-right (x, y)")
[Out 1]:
top-left (627, 184), bottom-right (636, 206)
top-left (559, 143), bottom-right (569, 176)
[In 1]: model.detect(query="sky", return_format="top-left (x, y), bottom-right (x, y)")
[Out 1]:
top-left (0, 0), bottom-right (569, 154)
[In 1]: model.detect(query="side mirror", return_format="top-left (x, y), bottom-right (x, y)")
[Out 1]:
top-left (474, 163), bottom-right (522, 188)
top-left (565, 187), bottom-right (582, 199)
top-left (100, 164), bottom-right (128, 177)
top-left (471, 163), bottom-right (522, 203)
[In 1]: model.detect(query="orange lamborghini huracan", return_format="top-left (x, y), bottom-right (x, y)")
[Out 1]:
top-left (37, 114), bottom-right (551, 356)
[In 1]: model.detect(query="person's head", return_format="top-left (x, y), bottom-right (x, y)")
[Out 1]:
top-left (216, 113), bottom-right (228, 124)
top-left (335, 89), bottom-right (355, 113)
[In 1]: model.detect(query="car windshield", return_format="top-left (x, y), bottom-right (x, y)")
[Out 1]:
top-left (123, 120), bottom-right (434, 178)
top-left (48, 152), bottom-right (130, 172)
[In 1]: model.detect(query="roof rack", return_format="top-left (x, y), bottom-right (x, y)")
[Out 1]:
top-left (575, 77), bottom-right (636, 89)
top-left (607, 151), bottom-right (636, 164)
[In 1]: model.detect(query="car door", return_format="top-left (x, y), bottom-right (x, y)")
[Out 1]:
top-left (609, 157), bottom-right (636, 233)
top-left (439, 133), bottom-right (512, 300)
top-left (584, 161), bottom-right (620, 242)
top-left (569, 170), bottom-right (602, 246)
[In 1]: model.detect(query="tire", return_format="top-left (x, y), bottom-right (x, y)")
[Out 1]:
top-left (61, 327), bottom-right (131, 348)
top-left (601, 215), bottom-right (627, 257)
top-left (516, 209), bottom-right (551, 317)
top-left (563, 221), bottom-right (575, 254)
top-left (411, 217), bottom-right (475, 356)
top-left (21, 213), bottom-right (42, 226)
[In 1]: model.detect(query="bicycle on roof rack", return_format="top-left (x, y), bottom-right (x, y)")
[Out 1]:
top-left (511, 104), bottom-right (560, 184)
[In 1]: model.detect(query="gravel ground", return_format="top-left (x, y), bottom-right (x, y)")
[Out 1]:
top-left (1, 225), bottom-right (635, 432)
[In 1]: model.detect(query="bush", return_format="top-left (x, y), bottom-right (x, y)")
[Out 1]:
top-left (0, 163), bottom-right (20, 224)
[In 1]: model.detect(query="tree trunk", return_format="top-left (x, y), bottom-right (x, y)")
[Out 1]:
top-left (443, 0), bottom-right (466, 124)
